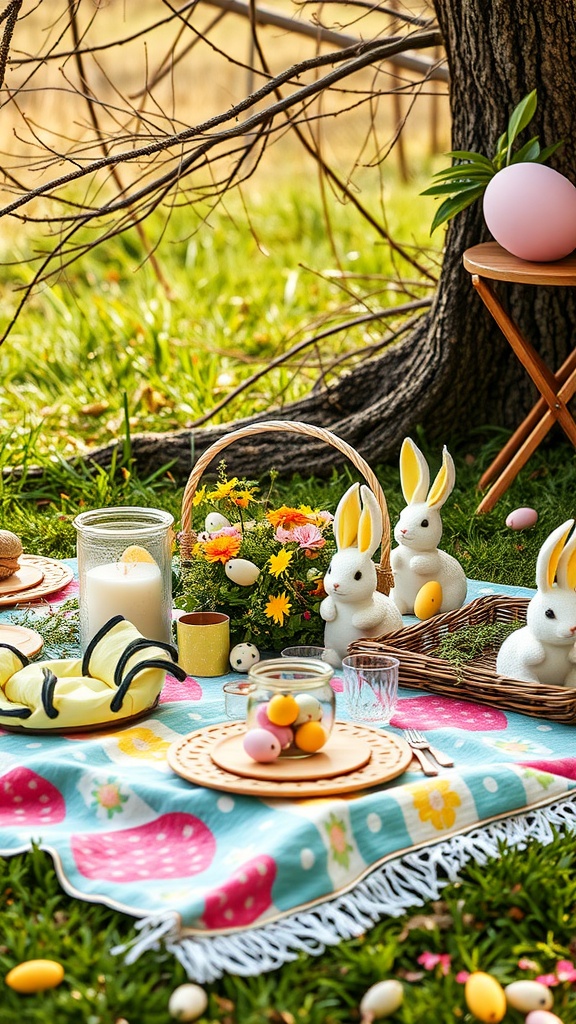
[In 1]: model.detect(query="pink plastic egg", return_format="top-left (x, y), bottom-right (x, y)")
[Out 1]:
top-left (255, 704), bottom-right (294, 748)
top-left (483, 163), bottom-right (576, 262)
top-left (525, 1012), bottom-right (564, 1024)
top-left (505, 506), bottom-right (538, 530)
top-left (242, 728), bottom-right (281, 763)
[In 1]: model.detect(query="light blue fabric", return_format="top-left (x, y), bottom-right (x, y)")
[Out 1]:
top-left (0, 567), bottom-right (574, 967)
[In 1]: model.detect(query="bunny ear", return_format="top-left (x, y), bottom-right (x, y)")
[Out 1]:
top-left (536, 520), bottom-right (575, 592)
top-left (399, 438), bottom-right (429, 504)
top-left (426, 446), bottom-right (455, 510)
top-left (554, 521), bottom-right (576, 589)
top-left (333, 483), bottom-right (361, 550)
top-left (357, 485), bottom-right (383, 558)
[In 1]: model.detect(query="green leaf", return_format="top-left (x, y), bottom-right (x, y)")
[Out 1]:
top-left (429, 185), bottom-right (485, 234)
top-left (536, 139), bottom-right (565, 163)
top-left (505, 89), bottom-right (538, 163)
top-left (429, 165), bottom-right (493, 183)
top-left (509, 137), bottom-right (540, 163)
top-left (422, 179), bottom-right (490, 197)
top-left (444, 150), bottom-right (495, 171)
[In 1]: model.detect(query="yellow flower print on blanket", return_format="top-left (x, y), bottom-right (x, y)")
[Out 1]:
top-left (399, 776), bottom-right (475, 843)
top-left (410, 779), bottom-right (461, 830)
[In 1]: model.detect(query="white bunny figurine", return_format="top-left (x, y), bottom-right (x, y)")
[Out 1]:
top-left (320, 482), bottom-right (403, 666)
top-left (496, 519), bottom-right (576, 687)
top-left (390, 437), bottom-right (467, 615)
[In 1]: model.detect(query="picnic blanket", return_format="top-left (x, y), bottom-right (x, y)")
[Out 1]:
top-left (1, 566), bottom-right (575, 983)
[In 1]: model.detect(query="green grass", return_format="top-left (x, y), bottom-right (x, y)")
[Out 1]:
top-left (1, 172), bottom-right (576, 1024)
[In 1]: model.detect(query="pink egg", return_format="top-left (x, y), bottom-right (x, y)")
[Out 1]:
top-left (506, 506), bottom-right (538, 530)
top-left (242, 728), bottom-right (281, 763)
top-left (526, 1012), bottom-right (564, 1024)
top-left (483, 163), bottom-right (576, 262)
top-left (255, 704), bottom-right (293, 748)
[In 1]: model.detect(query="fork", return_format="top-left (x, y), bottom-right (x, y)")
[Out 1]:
top-left (402, 730), bottom-right (438, 776)
top-left (404, 728), bottom-right (454, 768)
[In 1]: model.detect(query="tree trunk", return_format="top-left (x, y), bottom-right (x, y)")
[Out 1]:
top-left (85, 0), bottom-right (576, 483)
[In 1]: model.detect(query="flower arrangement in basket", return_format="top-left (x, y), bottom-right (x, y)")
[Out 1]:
top-left (177, 466), bottom-right (335, 651)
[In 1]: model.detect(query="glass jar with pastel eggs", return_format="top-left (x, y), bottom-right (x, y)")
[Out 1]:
top-left (244, 658), bottom-right (335, 761)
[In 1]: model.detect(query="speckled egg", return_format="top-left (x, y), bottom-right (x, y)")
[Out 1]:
top-left (414, 580), bottom-right (443, 620)
top-left (294, 693), bottom-right (323, 725)
top-left (229, 642), bottom-right (260, 673)
top-left (359, 979), bottom-right (404, 1020)
top-left (464, 972), bottom-right (507, 1023)
top-left (243, 727), bottom-right (281, 762)
top-left (505, 980), bottom-right (554, 1013)
top-left (505, 506), bottom-right (538, 530)
top-left (168, 982), bottom-right (208, 1021)
top-left (205, 512), bottom-right (231, 532)
top-left (225, 557), bottom-right (261, 587)
top-left (5, 959), bottom-right (64, 993)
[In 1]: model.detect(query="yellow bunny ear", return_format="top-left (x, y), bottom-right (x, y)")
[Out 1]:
top-left (537, 520), bottom-right (574, 591)
top-left (560, 536), bottom-right (576, 590)
top-left (426, 446), bottom-right (456, 509)
top-left (334, 483), bottom-right (361, 549)
top-left (548, 521), bottom-right (576, 588)
top-left (399, 437), bottom-right (429, 504)
top-left (357, 506), bottom-right (373, 555)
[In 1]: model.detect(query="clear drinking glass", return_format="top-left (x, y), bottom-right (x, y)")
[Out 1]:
top-left (341, 653), bottom-right (399, 725)
top-left (74, 507), bottom-right (174, 650)
top-left (246, 657), bottom-right (335, 758)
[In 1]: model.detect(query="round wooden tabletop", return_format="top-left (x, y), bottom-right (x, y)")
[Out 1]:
top-left (463, 242), bottom-right (576, 286)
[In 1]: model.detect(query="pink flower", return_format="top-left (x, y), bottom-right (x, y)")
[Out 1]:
top-left (518, 957), bottom-right (539, 971)
top-left (417, 952), bottom-right (451, 975)
top-left (293, 524), bottom-right (325, 550)
top-left (536, 960), bottom-right (576, 986)
top-left (535, 973), bottom-right (560, 987)
top-left (303, 610), bottom-right (311, 620)
top-left (455, 971), bottom-right (470, 984)
top-left (275, 527), bottom-right (296, 543)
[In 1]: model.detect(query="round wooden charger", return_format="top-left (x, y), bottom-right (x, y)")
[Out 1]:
top-left (0, 623), bottom-right (44, 657)
top-left (0, 555), bottom-right (74, 608)
top-left (0, 564), bottom-right (44, 596)
top-left (167, 721), bottom-right (412, 798)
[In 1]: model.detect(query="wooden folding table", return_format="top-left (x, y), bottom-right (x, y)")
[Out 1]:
top-left (462, 241), bottom-right (576, 513)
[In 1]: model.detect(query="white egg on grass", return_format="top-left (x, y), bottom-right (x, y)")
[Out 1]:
top-left (230, 642), bottom-right (260, 672)
top-left (168, 983), bottom-right (208, 1022)
top-left (359, 979), bottom-right (404, 1021)
top-left (225, 557), bottom-right (261, 586)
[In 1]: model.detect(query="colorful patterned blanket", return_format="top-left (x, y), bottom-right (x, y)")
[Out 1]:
top-left (1, 567), bottom-right (575, 982)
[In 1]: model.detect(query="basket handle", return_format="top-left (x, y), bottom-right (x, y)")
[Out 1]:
top-left (179, 419), bottom-right (394, 594)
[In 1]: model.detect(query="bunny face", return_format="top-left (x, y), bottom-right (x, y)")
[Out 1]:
top-left (322, 482), bottom-right (383, 605)
top-left (394, 438), bottom-right (455, 552)
top-left (394, 504), bottom-right (443, 551)
top-left (324, 548), bottom-right (378, 604)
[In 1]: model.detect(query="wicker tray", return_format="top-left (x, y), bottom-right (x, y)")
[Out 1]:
top-left (349, 594), bottom-right (576, 724)
top-left (179, 419), bottom-right (394, 593)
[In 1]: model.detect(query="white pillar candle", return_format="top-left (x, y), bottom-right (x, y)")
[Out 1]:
top-left (85, 560), bottom-right (168, 643)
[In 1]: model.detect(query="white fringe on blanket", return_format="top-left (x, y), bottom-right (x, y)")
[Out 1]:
top-left (112, 794), bottom-right (576, 983)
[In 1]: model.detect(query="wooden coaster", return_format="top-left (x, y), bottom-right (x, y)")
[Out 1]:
top-left (167, 721), bottom-right (412, 798)
top-left (0, 623), bottom-right (44, 657)
top-left (0, 556), bottom-right (74, 608)
top-left (211, 726), bottom-right (372, 781)
top-left (0, 564), bottom-right (44, 596)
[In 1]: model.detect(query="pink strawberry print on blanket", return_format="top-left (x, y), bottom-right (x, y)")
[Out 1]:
top-left (0, 767), bottom-right (66, 825)
top-left (71, 812), bottom-right (216, 880)
top-left (202, 854), bottom-right (277, 929)
top-left (391, 695), bottom-right (507, 731)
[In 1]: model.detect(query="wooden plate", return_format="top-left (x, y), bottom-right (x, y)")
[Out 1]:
top-left (167, 721), bottom-right (412, 798)
top-left (0, 623), bottom-right (44, 657)
top-left (211, 727), bottom-right (372, 781)
top-left (0, 564), bottom-right (44, 595)
top-left (0, 556), bottom-right (74, 608)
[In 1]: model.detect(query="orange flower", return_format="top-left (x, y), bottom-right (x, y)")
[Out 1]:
top-left (201, 534), bottom-right (242, 564)
top-left (231, 489), bottom-right (255, 508)
top-left (266, 505), bottom-right (310, 530)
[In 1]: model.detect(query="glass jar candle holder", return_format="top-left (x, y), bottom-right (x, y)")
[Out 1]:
top-left (246, 658), bottom-right (335, 758)
top-left (74, 507), bottom-right (174, 651)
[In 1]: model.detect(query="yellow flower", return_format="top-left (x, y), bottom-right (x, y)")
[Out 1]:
top-left (192, 485), bottom-right (207, 507)
top-left (266, 505), bottom-right (310, 530)
top-left (410, 779), bottom-right (461, 831)
top-left (265, 592), bottom-right (292, 626)
top-left (231, 488), bottom-right (255, 508)
top-left (268, 548), bottom-right (293, 577)
top-left (201, 534), bottom-right (242, 564)
top-left (207, 477), bottom-right (240, 500)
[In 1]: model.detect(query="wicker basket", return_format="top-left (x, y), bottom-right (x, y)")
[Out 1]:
top-left (349, 594), bottom-right (576, 724)
top-left (179, 419), bottom-right (394, 593)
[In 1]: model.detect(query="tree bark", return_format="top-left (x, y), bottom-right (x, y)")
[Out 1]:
top-left (85, 0), bottom-right (576, 483)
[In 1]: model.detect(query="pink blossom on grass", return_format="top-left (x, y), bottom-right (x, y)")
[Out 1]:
top-left (417, 952), bottom-right (451, 975)
top-left (293, 524), bottom-right (325, 550)
top-left (455, 971), bottom-right (470, 984)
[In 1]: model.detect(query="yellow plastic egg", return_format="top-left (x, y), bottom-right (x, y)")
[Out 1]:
top-left (295, 721), bottom-right (327, 752)
top-left (267, 693), bottom-right (299, 726)
top-left (414, 580), bottom-right (443, 620)
top-left (5, 959), bottom-right (65, 994)
top-left (224, 557), bottom-right (261, 587)
top-left (465, 972), bottom-right (507, 1023)
top-left (505, 980), bottom-right (554, 1013)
